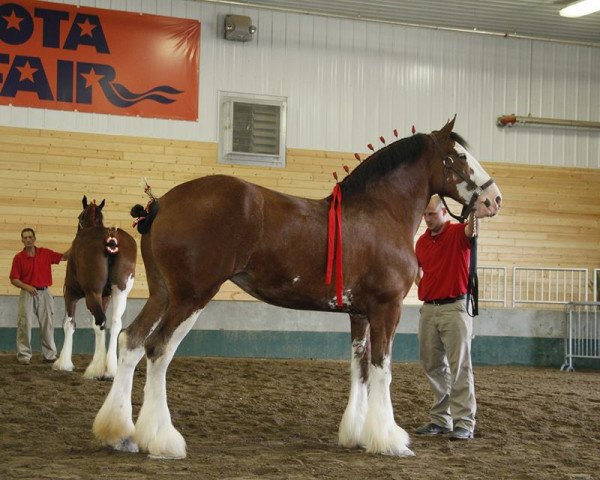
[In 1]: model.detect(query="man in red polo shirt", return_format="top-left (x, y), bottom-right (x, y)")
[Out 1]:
top-left (9, 228), bottom-right (67, 365)
top-left (414, 195), bottom-right (477, 440)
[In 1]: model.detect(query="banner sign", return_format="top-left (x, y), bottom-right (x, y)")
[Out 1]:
top-left (0, 1), bottom-right (200, 120)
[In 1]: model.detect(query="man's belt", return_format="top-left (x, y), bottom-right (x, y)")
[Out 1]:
top-left (424, 294), bottom-right (465, 305)
top-left (35, 287), bottom-right (47, 291)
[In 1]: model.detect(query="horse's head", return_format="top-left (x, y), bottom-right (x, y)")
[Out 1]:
top-left (78, 195), bottom-right (105, 230)
top-left (431, 117), bottom-right (502, 219)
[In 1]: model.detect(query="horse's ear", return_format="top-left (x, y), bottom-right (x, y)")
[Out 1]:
top-left (438, 115), bottom-right (456, 140)
top-left (99, 199), bottom-right (105, 210)
top-left (82, 195), bottom-right (88, 209)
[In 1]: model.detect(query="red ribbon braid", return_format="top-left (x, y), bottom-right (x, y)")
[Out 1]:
top-left (325, 184), bottom-right (344, 307)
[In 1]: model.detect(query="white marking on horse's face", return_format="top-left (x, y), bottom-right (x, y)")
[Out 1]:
top-left (454, 144), bottom-right (502, 218)
top-left (292, 276), bottom-right (300, 284)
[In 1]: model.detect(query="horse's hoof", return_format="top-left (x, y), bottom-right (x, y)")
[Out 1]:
top-left (136, 424), bottom-right (187, 460)
top-left (390, 448), bottom-right (415, 457)
top-left (52, 361), bottom-right (74, 372)
top-left (83, 365), bottom-right (106, 380)
top-left (114, 438), bottom-right (139, 453)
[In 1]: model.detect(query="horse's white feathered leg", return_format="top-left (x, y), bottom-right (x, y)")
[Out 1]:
top-left (93, 331), bottom-right (144, 452)
top-left (53, 314), bottom-right (75, 371)
top-left (105, 275), bottom-right (134, 379)
top-left (361, 356), bottom-right (414, 457)
top-left (339, 338), bottom-right (368, 448)
top-left (83, 318), bottom-right (107, 379)
top-left (134, 310), bottom-right (201, 459)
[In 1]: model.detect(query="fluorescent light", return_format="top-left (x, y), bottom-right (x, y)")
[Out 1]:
top-left (559, 0), bottom-right (600, 17)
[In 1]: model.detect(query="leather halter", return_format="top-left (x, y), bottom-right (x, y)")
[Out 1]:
top-left (431, 134), bottom-right (495, 223)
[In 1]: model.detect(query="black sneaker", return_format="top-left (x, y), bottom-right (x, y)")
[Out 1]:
top-left (449, 427), bottom-right (474, 440)
top-left (415, 423), bottom-right (451, 435)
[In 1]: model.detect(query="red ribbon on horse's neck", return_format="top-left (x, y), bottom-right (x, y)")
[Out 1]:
top-left (326, 184), bottom-right (344, 307)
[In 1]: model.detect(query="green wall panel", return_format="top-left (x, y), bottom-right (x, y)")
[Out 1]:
top-left (2, 327), bottom-right (599, 369)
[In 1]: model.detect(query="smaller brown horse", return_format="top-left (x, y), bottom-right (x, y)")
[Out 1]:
top-left (53, 196), bottom-right (136, 379)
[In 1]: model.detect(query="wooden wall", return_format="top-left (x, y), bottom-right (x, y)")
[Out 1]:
top-left (1, 126), bottom-right (598, 304)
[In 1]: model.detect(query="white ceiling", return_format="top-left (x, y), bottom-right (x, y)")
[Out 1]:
top-left (203, 0), bottom-right (600, 46)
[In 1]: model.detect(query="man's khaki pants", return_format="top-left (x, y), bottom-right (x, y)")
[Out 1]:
top-left (418, 300), bottom-right (476, 431)
top-left (16, 289), bottom-right (57, 362)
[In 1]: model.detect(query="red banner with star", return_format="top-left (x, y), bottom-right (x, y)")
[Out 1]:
top-left (0, 1), bottom-right (200, 120)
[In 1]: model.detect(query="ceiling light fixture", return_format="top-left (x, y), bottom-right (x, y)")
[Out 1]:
top-left (559, 0), bottom-right (600, 17)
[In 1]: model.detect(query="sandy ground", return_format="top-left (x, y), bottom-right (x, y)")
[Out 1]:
top-left (0, 352), bottom-right (598, 480)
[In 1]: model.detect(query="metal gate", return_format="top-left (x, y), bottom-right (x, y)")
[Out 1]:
top-left (561, 302), bottom-right (600, 372)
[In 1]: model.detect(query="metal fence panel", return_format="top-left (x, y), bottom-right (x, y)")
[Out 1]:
top-left (512, 267), bottom-right (589, 307)
top-left (561, 302), bottom-right (600, 372)
top-left (478, 266), bottom-right (507, 307)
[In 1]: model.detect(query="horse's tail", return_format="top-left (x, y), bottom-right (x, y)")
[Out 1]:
top-left (105, 227), bottom-right (120, 256)
top-left (131, 199), bottom-right (159, 235)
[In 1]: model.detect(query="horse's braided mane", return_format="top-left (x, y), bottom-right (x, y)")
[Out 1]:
top-left (335, 130), bottom-right (469, 198)
top-left (337, 133), bottom-right (427, 197)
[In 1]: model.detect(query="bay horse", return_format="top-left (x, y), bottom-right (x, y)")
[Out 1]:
top-left (53, 196), bottom-right (136, 379)
top-left (93, 118), bottom-right (502, 458)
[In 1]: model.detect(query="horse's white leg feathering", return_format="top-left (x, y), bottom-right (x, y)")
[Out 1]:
top-left (134, 310), bottom-right (201, 459)
top-left (53, 315), bottom-right (75, 371)
top-left (105, 275), bottom-right (134, 379)
top-left (83, 319), bottom-right (107, 379)
top-left (338, 338), bottom-right (369, 448)
top-left (361, 356), bottom-right (414, 457)
top-left (93, 331), bottom-right (144, 452)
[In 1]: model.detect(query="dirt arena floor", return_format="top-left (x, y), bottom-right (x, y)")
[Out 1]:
top-left (0, 352), bottom-right (598, 480)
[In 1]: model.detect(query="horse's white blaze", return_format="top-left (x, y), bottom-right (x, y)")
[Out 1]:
top-left (105, 275), bottom-right (135, 378)
top-left (134, 310), bottom-right (202, 459)
top-left (292, 276), bottom-right (300, 284)
top-left (93, 331), bottom-right (145, 451)
top-left (83, 319), bottom-right (108, 379)
top-left (53, 315), bottom-right (75, 371)
top-left (361, 356), bottom-right (414, 457)
top-left (455, 144), bottom-right (489, 190)
top-left (339, 338), bottom-right (368, 448)
top-left (455, 144), bottom-right (502, 217)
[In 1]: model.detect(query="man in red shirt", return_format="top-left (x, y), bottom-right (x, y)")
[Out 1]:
top-left (9, 228), bottom-right (67, 365)
top-left (414, 195), bottom-right (477, 440)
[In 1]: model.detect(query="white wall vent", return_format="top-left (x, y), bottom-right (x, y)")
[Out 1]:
top-left (218, 91), bottom-right (287, 168)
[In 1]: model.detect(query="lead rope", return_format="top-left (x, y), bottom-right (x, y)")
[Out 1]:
top-left (466, 217), bottom-right (479, 317)
top-left (442, 196), bottom-right (479, 317)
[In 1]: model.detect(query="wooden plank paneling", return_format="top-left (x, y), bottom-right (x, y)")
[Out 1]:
top-left (1, 126), bottom-right (598, 305)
